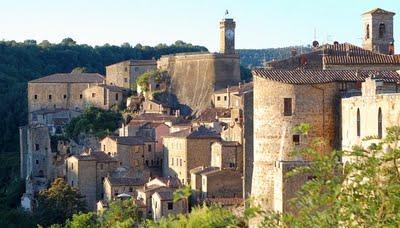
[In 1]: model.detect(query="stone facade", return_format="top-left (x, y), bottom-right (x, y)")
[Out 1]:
top-left (82, 84), bottom-right (128, 110)
top-left (211, 141), bottom-right (242, 171)
top-left (162, 126), bottom-right (220, 185)
top-left (342, 77), bottom-right (400, 159)
top-left (362, 8), bottom-right (395, 55)
top-left (103, 176), bottom-right (145, 201)
top-left (65, 151), bottom-right (118, 210)
top-left (28, 73), bottom-right (105, 113)
top-left (106, 60), bottom-right (157, 90)
top-left (151, 188), bottom-right (187, 220)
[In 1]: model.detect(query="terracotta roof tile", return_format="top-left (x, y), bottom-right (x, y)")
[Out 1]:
top-left (73, 151), bottom-right (117, 163)
top-left (252, 69), bottom-right (400, 84)
top-left (196, 108), bottom-right (231, 122)
top-left (107, 177), bottom-right (145, 186)
top-left (30, 73), bottom-right (105, 83)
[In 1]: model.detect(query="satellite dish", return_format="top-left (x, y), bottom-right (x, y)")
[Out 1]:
top-left (312, 40), bottom-right (319, 48)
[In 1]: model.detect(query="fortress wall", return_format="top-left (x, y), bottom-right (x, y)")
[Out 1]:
top-left (28, 82), bottom-right (96, 112)
top-left (250, 76), bottom-right (340, 225)
top-left (158, 53), bottom-right (240, 115)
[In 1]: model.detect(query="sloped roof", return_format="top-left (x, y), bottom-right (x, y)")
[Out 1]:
top-left (30, 73), bottom-right (105, 83)
top-left (252, 69), bottom-right (400, 84)
top-left (196, 108), bottom-right (231, 122)
top-left (73, 151), bottom-right (117, 163)
top-left (214, 82), bottom-right (253, 94)
top-left (166, 126), bottom-right (220, 139)
top-left (107, 136), bottom-right (154, 145)
top-left (362, 8), bottom-right (395, 15)
top-left (107, 177), bottom-right (145, 186)
top-left (153, 188), bottom-right (175, 201)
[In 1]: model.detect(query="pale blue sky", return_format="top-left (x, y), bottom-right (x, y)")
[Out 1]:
top-left (1, 0), bottom-right (399, 51)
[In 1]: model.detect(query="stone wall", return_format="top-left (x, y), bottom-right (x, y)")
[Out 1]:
top-left (83, 85), bottom-right (123, 109)
top-left (106, 60), bottom-right (156, 89)
top-left (202, 169), bottom-right (242, 198)
top-left (157, 53), bottom-right (240, 115)
top-left (243, 90), bottom-right (253, 199)
top-left (28, 82), bottom-right (97, 112)
top-left (162, 137), bottom-right (187, 183)
top-left (251, 75), bottom-right (340, 225)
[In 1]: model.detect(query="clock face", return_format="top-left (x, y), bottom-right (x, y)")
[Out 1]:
top-left (225, 29), bottom-right (234, 40)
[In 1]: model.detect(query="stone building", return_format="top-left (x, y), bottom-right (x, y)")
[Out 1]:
top-left (250, 69), bottom-right (400, 225)
top-left (362, 8), bottom-right (395, 55)
top-left (211, 141), bottom-right (242, 171)
top-left (136, 177), bottom-right (181, 218)
top-left (141, 99), bottom-right (176, 115)
top-left (28, 73), bottom-right (105, 113)
top-left (103, 176), bottom-right (145, 201)
top-left (105, 60), bottom-right (157, 90)
top-left (82, 84), bottom-right (129, 110)
top-left (162, 126), bottom-right (220, 184)
top-left (157, 18), bottom-right (240, 115)
top-left (151, 188), bottom-right (187, 220)
top-left (66, 151), bottom-right (118, 210)
top-left (342, 76), bottom-right (400, 158)
top-left (100, 136), bottom-right (157, 171)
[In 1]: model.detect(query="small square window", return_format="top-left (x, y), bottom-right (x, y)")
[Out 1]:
top-left (34, 95), bottom-right (38, 99)
top-left (217, 96), bottom-right (221, 101)
top-left (124, 78), bottom-right (128, 83)
top-left (80, 94), bottom-right (83, 99)
top-left (63, 94), bottom-right (67, 99)
top-left (293, 135), bottom-right (300, 145)
top-left (284, 98), bottom-right (292, 116)
top-left (35, 160), bottom-right (39, 165)
top-left (167, 202), bottom-right (173, 210)
top-left (92, 93), bottom-right (96, 98)
top-left (35, 144), bottom-right (40, 151)
top-left (48, 95), bottom-right (52, 100)
top-left (224, 96), bottom-right (227, 101)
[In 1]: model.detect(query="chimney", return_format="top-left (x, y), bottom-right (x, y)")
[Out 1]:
top-left (88, 148), bottom-right (93, 155)
top-left (291, 48), bottom-right (297, 57)
top-left (226, 85), bottom-right (230, 93)
top-left (238, 82), bottom-right (242, 89)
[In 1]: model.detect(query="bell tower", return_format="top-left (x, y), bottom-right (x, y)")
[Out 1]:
top-left (362, 8), bottom-right (395, 55)
top-left (220, 18), bottom-right (236, 54)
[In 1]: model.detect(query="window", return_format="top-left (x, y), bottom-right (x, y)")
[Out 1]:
top-left (71, 181), bottom-right (74, 187)
top-left (229, 162), bottom-right (235, 168)
top-left (115, 93), bottom-right (119, 101)
top-left (379, 23), bottom-right (386, 38)
top-left (71, 163), bottom-right (74, 170)
top-left (124, 67), bottom-right (128, 72)
top-left (63, 94), bottom-right (67, 99)
top-left (171, 158), bottom-right (174, 166)
top-left (103, 145), bottom-right (106, 151)
top-left (80, 94), bottom-right (83, 99)
top-left (129, 187), bottom-right (133, 192)
top-left (217, 96), bottom-right (221, 101)
top-left (357, 108), bottom-right (361, 137)
top-left (378, 108), bottom-right (382, 139)
top-left (224, 96), bottom-right (227, 101)
top-left (92, 93), bottom-right (96, 98)
top-left (167, 202), bottom-right (173, 210)
top-left (284, 98), bottom-right (292, 116)
top-left (100, 163), bottom-right (104, 170)
top-left (293, 135), bottom-right (300, 145)
top-left (34, 95), bottom-right (38, 99)
top-left (35, 144), bottom-right (40, 151)
top-left (366, 24), bottom-right (370, 39)
top-left (146, 160), bottom-right (149, 166)
top-left (35, 160), bottom-right (39, 165)
top-left (48, 95), bottom-right (52, 100)
top-left (124, 78), bottom-right (128, 83)
top-left (101, 177), bottom-right (105, 182)
top-left (147, 144), bottom-right (152, 152)
top-left (180, 159), bottom-right (182, 167)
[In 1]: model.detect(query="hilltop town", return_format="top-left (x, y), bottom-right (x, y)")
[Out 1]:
top-left (17, 7), bottom-right (400, 227)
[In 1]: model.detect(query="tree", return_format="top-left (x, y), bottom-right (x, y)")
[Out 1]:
top-left (99, 199), bottom-right (143, 227)
top-left (259, 124), bottom-right (400, 227)
top-left (71, 67), bottom-right (88, 74)
top-left (65, 212), bottom-right (98, 228)
top-left (61, 38), bottom-right (77, 46)
top-left (35, 178), bottom-right (87, 227)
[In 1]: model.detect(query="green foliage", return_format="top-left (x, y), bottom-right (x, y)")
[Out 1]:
top-left (65, 212), bottom-right (98, 228)
top-left (237, 46), bottom-right (312, 68)
top-left (240, 66), bottom-right (252, 82)
top-left (136, 69), bottom-right (168, 92)
top-left (65, 107), bottom-right (122, 139)
top-left (173, 185), bottom-right (192, 203)
top-left (144, 204), bottom-right (245, 228)
top-left (259, 125), bottom-right (400, 227)
top-left (35, 178), bottom-right (87, 227)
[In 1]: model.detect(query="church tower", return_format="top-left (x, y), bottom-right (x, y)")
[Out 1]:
top-left (220, 18), bottom-right (236, 54)
top-left (362, 8), bottom-right (395, 55)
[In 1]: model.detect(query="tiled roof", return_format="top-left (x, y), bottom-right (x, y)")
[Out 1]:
top-left (154, 188), bottom-right (175, 201)
top-left (129, 113), bottom-right (180, 123)
top-left (107, 136), bottom-right (154, 145)
top-left (252, 69), bottom-right (400, 84)
top-left (30, 73), bottom-right (105, 83)
top-left (166, 126), bottom-right (220, 139)
top-left (322, 43), bottom-right (400, 65)
top-left (74, 151), bottom-right (117, 163)
top-left (107, 59), bottom-right (157, 67)
top-left (362, 8), bottom-right (395, 15)
top-left (196, 108), bottom-right (231, 122)
top-left (107, 177), bottom-right (145, 186)
top-left (214, 82), bottom-right (253, 94)
top-left (219, 141), bottom-right (241, 147)
top-left (190, 166), bottom-right (219, 175)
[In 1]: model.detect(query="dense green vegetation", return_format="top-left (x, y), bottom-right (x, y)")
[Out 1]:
top-left (65, 107), bottom-right (122, 139)
top-left (237, 46), bottom-right (312, 68)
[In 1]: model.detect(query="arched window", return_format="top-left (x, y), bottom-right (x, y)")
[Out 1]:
top-left (378, 108), bottom-right (382, 139)
top-left (366, 24), bottom-right (370, 39)
top-left (379, 23), bottom-right (386, 38)
top-left (357, 108), bottom-right (361, 137)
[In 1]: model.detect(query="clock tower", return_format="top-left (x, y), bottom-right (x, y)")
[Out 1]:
top-left (220, 18), bottom-right (236, 54)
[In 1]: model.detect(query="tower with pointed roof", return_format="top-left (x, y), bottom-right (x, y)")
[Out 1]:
top-left (362, 8), bottom-right (395, 55)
